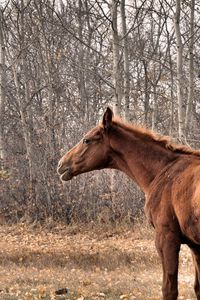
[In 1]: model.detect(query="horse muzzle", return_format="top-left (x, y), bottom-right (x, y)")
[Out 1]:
top-left (57, 162), bottom-right (73, 181)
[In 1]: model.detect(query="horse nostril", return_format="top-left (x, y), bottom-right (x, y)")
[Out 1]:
top-left (65, 167), bottom-right (72, 175)
top-left (57, 161), bottom-right (72, 176)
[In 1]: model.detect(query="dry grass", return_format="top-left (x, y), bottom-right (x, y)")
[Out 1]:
top-left (0, 220), bottom-right (196, 300)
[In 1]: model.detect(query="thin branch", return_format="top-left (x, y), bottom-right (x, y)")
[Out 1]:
top-left (48, 4), bottom-right (105, 58)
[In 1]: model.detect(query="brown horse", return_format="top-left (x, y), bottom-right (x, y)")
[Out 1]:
top-left (57, 107), bottom-right (200, 300)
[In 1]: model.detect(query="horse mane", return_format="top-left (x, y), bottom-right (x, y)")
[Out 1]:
top-left (111, 117), bottom-right (200, 157)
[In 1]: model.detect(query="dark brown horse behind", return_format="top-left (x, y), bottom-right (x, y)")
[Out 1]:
top-left (57, 107), bottom-right (200, 300)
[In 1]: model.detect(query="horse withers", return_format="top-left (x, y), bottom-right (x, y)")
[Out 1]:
top-left (58, 107), bottom-right (200, 300)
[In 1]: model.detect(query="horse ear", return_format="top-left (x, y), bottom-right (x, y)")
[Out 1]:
top-left (102, 107), bottom-right (113, 131)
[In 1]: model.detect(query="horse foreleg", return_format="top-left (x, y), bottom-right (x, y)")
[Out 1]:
top-left (155, 230), bottom-right (180, 300)
top-left (189, 246), bottom-right (200, 300)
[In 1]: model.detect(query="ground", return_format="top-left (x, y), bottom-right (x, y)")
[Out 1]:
top-left (0, 220), bottom-right (196, 300)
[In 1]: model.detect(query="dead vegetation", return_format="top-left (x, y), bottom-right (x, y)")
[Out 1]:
top-left (0, 220), bottom-right (196, 300)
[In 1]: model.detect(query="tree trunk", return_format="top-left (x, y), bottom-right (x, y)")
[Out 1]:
top-left (0, 9), bottom-right (5, 167)
top-left (12, 65), bottom-right (36, 197)
top-left (78, 0), bottom-right (88, 121)
top-left (110, 0), bottom-right (121, 209)
top-left (174, 0), bottom-right (185, 142)
top-left (143, 60), bottom-right (150, 126)
top-left (120, 0), bottom-right (130, 121)
top-left (111, 0), bottom-right (121, 115)
top-left (151, 84), bottom-right (156, 131)
top-left (10, 0), bottom-right (38, 206)
top-left (185, 0), bottom-right (195, 135)
top-left (169, 52), bottom-right (175, 136)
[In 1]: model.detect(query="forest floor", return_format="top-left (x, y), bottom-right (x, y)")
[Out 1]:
top-left (0, 220), bottom-right (196, 300)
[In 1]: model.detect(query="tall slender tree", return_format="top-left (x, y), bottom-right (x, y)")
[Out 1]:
top-left (120, 0), bottom-right (130, 121)
top-left (0, 8), bottom-right (5, 168)
top-left (111, 0), bottom-right (121, 115)
top-left (185, 0), bottom-right (195, 135)
top-left (174, 0), bottom-right (185, 142)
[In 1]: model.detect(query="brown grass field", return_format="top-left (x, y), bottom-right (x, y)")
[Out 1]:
top-left (0, 219), bottom-right (196, 300)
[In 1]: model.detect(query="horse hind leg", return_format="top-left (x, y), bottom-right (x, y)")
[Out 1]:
top-left (189, 245), bottom-right (200, 300)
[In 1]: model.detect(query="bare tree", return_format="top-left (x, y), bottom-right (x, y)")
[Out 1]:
top-left (0, 8), bottom-right (5, 168)
top-left (0, 0), bottom-right (200, 224)
top-left (120, 0), bottom-right (130, 120)
top-left (10, 1), bottom-right (38, 202)
top-left (185, 0), bottom-right (195, 135)
top-left (174, 0), bottom-right (185, 141)
top-left (111, 0), bottom-right (121, 114)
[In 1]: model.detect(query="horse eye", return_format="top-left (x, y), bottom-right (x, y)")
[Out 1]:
top-left (83, 138), bottom-right (90, 145)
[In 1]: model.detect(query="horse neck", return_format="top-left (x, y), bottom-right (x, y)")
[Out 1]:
top-left (109, 127), bottom-right (178, 193)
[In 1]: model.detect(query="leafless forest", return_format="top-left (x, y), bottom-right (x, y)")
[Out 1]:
top-left (0, 0), bottom-right (200, 224)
